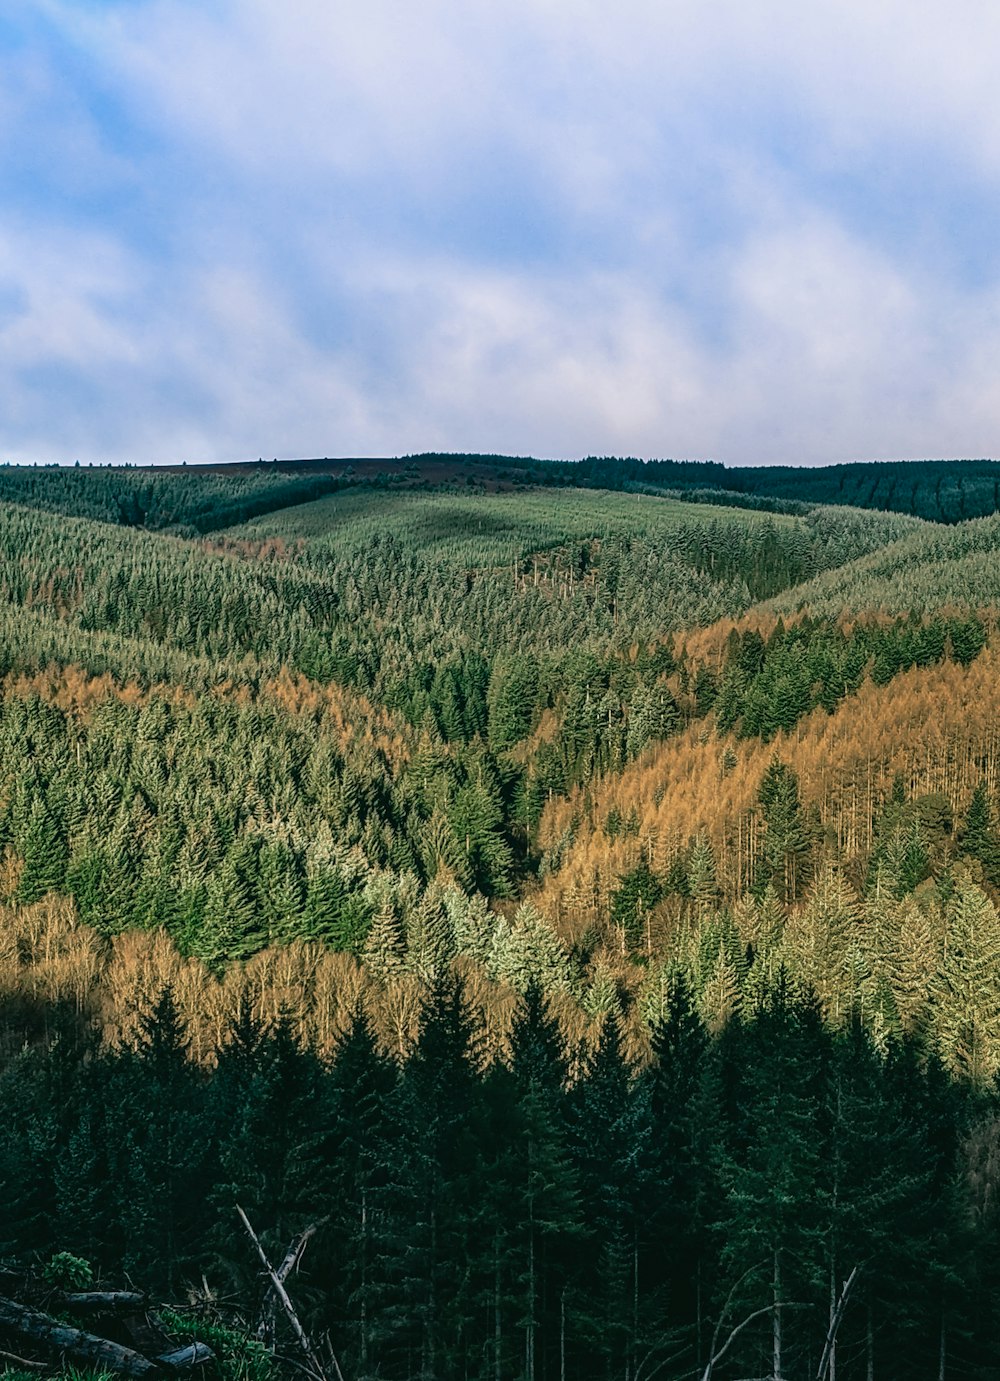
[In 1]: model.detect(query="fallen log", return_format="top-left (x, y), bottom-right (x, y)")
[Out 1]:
top-left (61, 1292), bottom-right (147, 1313)
top-left (121, 1308), bottom-right (175, 1359)
top-left (0, 1295), bottom-right (159, 1378)
top-left (157, 1342), bottom-right (215, 1371)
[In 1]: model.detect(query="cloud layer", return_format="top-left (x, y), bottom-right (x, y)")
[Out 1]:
top-left (3, 1), bottom-right (1000, 464)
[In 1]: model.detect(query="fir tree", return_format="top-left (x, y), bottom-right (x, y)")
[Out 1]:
top-left (935, 878), bottom-right (1000, 1082)
top-left (755, 757), bottom-right (811, 902)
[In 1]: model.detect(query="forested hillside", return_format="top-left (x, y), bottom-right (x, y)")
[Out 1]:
top-left (4, 460), bottom-right (1000, 1380)
top-left (399, 452), bottom-right (1000, 522)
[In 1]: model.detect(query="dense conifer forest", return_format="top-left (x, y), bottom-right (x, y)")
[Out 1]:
top-left (4, 456), bottom-right (1000, 1380)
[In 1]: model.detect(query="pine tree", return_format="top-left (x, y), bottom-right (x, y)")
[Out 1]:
top-left (487, 655), bottom-right (539, 752)
top-left (287, 1007), bottom-right (398, 1375)
top-left (783, 862), bottom-right (859, 1024)
top-left (372, 974), bottom-right (483, 1378)
top-left (609, 858), bottom-right (663, 954)
top-left (581, 960), bottom-right (623, 1022)
top-left (698, 942), bottom-right (743, 1033)
top-left (714, 982), bottom-right (828, 1381)
top-left (960, 783), bottom-right (1000, 885)
top-left (567, 1015), bottom-right (650, 1377)
top-left (363, 899), bottom-right (407, 982)
top-left (687, 833), bottom-right (720, 911)
top-left (18, 797), bottom-right (68, 903)
top-left (405, 887), bottom-right (455, 982)
top-left (755, 757), bottom-right (811, 902)
top-left (822, 1017), bottom-right (941, 1381)
top-left (645, 976), bottom-right (719, 1372)
top-left (505, 985), bottom-right (581, 1381)
top-left (949, 614), bottom-right (986, 666)
top-left (442, 886), bottom-right (495, 963)
top-left (934, 877), bottom-right (1000, 1082)
top-left (108, 989), bottom-right (209, 1293)
top-left (488, 903), bottom-right (574, 994)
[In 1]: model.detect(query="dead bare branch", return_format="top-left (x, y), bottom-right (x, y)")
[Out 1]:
top-left (236, 1206), bottom-right (342, 1381)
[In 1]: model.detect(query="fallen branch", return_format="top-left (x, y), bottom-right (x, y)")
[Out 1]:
top-left (0, 1346), bottom-right (48, 1372)
top-left (256, 1221), bottom-right (326, 1346)
top-left (698, 1265), bottom-right (810, 1381)
top-left (815, 1265), bottom-right (861, 1381)
top-left (62, 1292), bottom-right (147, 1314)
top-left (276, 1223), bottom-right (325, 1287)
top-left (157, 1342), bottom-right (216, 1371)
top-left (236, 1206), bottom-right (339, 1381)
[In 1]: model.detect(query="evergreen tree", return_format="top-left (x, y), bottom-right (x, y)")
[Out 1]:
top-left (18, 797), bottom-right (68, 902)
top-left (609, 858), bottom-right (663, 953)
top-left (107, 989), bottom-right (209, 1293)
top-left (363, 900), bottom-right (407, 981)
top-left (783, 862), bottom-right (859, 1024)
top-left (935, 878), bottom-right (1000, 1082)
top-left (567, 1015), bottom-right (650, 1377)
top-left (960, 783), bottom-right (1000, 885)
top-left (687, 833), bottom-right (720, 911)
top-left (714, 980), bottom-right (828, 1381)
top-left (755, 757), bottom-right (811, 902)
top-left (505, 986), bottom-right (581, 1381)
top-left (645, 976), bottom-right (718, 1374)
top-left (372, 974), bottom-right (483, 1378)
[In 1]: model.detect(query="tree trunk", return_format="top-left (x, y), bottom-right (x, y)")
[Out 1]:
top-left (560, 1285), bottom-right (566, 1381)
top-left (773, 1253), bottom-right (783, 1381)
top-left (631, 1232), bottom-right (639, 1381)
top-left (696, 1258), bottom-right (703, 1375)
top-left (360, 1191), bottom-right (369, 1371)
top-left (866, 1304), bottom-right (874, 1381)
top-left (527, 1225), bottom-right (536, 1381)
top-left (494, 1233), bottom-right (502, 1381)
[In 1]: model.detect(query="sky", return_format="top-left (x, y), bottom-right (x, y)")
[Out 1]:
top-left (3, 2), bottom-right (1000, 466)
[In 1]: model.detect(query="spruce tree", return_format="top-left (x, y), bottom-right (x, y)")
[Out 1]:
top-left (714, 980), bottom-right (828, 1380)
top-left (755, 757), bottom-right (811, 902)
top-left (960, 783), bottom-right (1000, 885)
top-left (935, 878), bottom-right (1000, 1082)
top-left (18, 797), bottom-right (68, 903)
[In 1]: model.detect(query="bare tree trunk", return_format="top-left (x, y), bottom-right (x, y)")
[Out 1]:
top-left (696, 1258), bottom-right (703, 1375)
top-left (494, 1234), bottom-right (502, 1381)
top-left (236, 1206), bottom-right (335, 1381)
top-left (360, 1191), bottom-right (368, 1371)
top-left (773, 1253), bottom-right (783, 1381)
top-left (866, 1304), bottom-right (874, 1381)
top-left (560, 1285), bottom-right (566, 1381)
top-left (527, 1225), bottom-right (536, 1381)
top-left (816, 1265), bottom-right (859, 1381)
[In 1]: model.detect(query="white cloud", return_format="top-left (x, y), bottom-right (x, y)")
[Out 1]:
top-left (5, 0), bottom-right (1000, 464)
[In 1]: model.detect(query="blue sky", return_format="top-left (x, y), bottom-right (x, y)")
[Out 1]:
top-left (3, 1), bottom-right (1000, 465)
